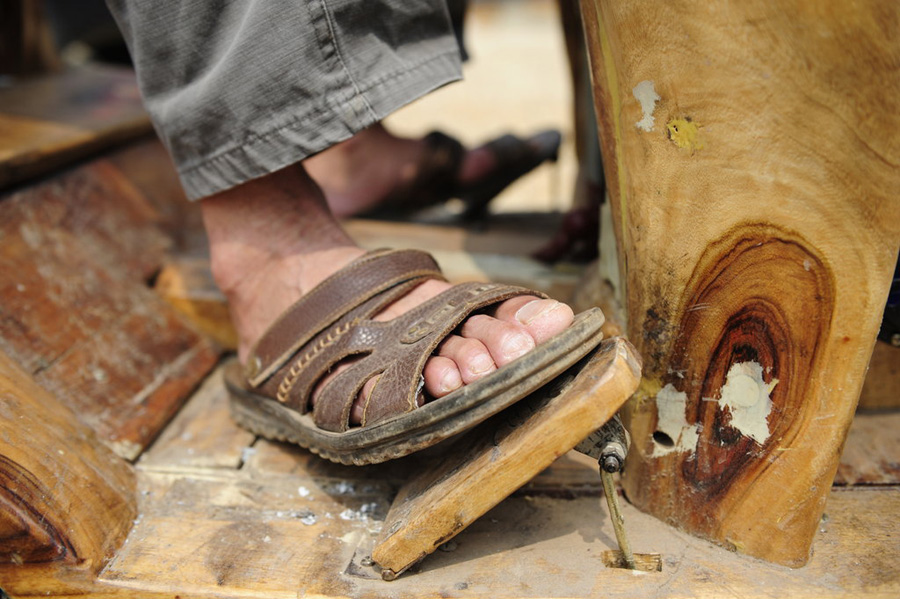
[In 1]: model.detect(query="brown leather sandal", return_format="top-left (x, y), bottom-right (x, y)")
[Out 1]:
top-left (366, 130), bottom-right (561, 222)
top-left (224, 249), bottom-right (605, 465)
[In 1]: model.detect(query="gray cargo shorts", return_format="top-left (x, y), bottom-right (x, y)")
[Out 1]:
top-left (107, 0), bottom-right (464, 200)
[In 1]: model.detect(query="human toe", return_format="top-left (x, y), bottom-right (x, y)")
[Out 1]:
top-left (423, 356), bottom-right (463, 398)
top-left (492, 296), bottom-right (574, 345)
top-left (437, 335), bottom-right (497, 383)
top-left (458, 313), bottom-right (536, 366)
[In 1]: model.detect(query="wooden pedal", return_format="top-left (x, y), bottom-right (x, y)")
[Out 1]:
top-left (372, 337), bottom-right (642, 579)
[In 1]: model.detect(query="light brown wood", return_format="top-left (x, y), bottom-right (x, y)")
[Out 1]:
top-left (0, 351), bottom-right (136, 596)
top-left (858, 341), bottom-right (900, 410)
top-left (373, 337), bottom-right (642, 578)
top-left (581, 0), bottom-right (900, 566)
top-left (138, 367), bottom-right (255, 471)
top-left (155, 258), bottom-right (240, 351)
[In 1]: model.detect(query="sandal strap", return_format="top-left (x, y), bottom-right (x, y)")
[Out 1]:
top-left (245, 249), bottom-right (445, 386)
top-left (275, 280), bottom-right (544, 432)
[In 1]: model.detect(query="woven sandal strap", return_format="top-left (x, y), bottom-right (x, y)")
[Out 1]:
top-left (245, 249), bottom-right (444, 386)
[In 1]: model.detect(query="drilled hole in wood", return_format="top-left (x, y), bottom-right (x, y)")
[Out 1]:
top-left (601, 550), bottom-right (663, 572)
top-left (652, 431), bottom-right (674, 447)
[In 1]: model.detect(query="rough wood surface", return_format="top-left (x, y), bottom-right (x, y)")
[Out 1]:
top-left (0, 64), bottom-right (152, 188)
top-left (0, 351), bottom-right (136, 596)
top-left (858, 341), bottom-right (900, 410)
top-left (373, 337), bottom-right (642, 578)
top-left (138, 368), bottom-right (255, 471)
top-left (581, 0), bottom-right (900, 566)
top-left (155, 257), bottom-right (240, 350)
top-left (833, 411), bottom-right (900, 486)
top-left (0, 156), bottom-right (220, 460)
top-left (6, 346), bottom-right (894, 598)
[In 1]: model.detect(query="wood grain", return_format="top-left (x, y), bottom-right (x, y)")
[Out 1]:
top-left (581, 0), bottom-right (900, 566)
top-left (0, 156), bottom-right (220, 460)
top-left (0, 351), bottom-right (136, 595)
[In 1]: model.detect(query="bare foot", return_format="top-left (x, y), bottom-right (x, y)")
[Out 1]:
top-left (304, 123), bottom-right (503, 218)
top-left (202, 166), bottom-right (574, 424)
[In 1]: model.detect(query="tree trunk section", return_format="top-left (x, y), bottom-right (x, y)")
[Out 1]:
top-left (580, 0), bottom-right (900, 566)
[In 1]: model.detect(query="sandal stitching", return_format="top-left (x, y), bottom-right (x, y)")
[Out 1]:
top-left (275, 318), bottom-right (359, 405)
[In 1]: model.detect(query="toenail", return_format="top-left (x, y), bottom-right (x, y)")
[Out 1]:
top-left (440, 369), bottom-right (462, 393)
top-left (470, 353), bottom-right (495, 375)
top-left (502, 333), bottom-right (535, 360)
top-left (515, 299), bottom-right (561, 325)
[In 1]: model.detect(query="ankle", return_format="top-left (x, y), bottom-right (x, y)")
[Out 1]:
top-left (200, 165), bottom-right (359, 296)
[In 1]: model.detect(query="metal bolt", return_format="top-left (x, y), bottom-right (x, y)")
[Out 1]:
top-left (891, 333), bottom-right (900, 347)
top-left (602, 454), bottom-right (623, 473)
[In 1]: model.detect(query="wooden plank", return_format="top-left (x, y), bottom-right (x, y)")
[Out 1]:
top-left (344, 215), bottom-right (561, 259)
top-left (0, 157), bottom-right (220, 460)
top-left (155, 258), bottom-right (239, 351)
top-left (0, 351), bottom-right (136, 597)
top-left (858, 341), bottom-right (900, 410)
top-left (100, 470), bottom-right (392, 598)
top-left (139, 366), bottom-right (256, 471)
top-left (581, 0), bottom-right (900, 567)
top-left (105, 139), bottom-right (206, 253)
top-left (93, 480), bottom-right (900, 598)
top-left (834, 411), bottom-right (900, 486)
top-left (0, 64), bottom-right (153, 188)
top-left (373, 337), bottom-right (642, 578)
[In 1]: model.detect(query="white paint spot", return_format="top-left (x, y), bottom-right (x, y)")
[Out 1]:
top-left (711, 361), bottom-right (776, 445)
top-left (803, 259), bottom-right (812, 271)
top-left (633, 80), bottom-right (661, 132)
top-left (298, 486), bottom-right (311, 497)
top-left (653, 384), bottom-right (701, 456)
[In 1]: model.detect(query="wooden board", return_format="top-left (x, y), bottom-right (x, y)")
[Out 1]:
top-left (0, 351), bottom-right (136, 596)
top-left (373, 337), bottom-right (642, 579)
top-left (833, 411), bottom-right (900, 486)
top-left (0, 154), bottom-right (219, 460)
top-left (581, 0), bottom-right (900, 567)
top-left (0, 64), bottom-right (153, 188)
top-left (858, 341), bottom-right (900, 410)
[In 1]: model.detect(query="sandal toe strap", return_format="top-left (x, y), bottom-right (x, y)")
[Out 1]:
top-left (310, 281), bottom-right (546, 432)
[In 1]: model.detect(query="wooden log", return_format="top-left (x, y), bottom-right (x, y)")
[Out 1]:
top-left (0, 351), bottom-right (136, 595)
top-left (580, 0), bottom-right (900, 566)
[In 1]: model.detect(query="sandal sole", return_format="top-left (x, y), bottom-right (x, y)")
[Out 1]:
top-left (225, 308), bottom-right (606, 465)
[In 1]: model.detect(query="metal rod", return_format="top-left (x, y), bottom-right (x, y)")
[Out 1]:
top-left (600, 469), bottom-right (636, 570)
